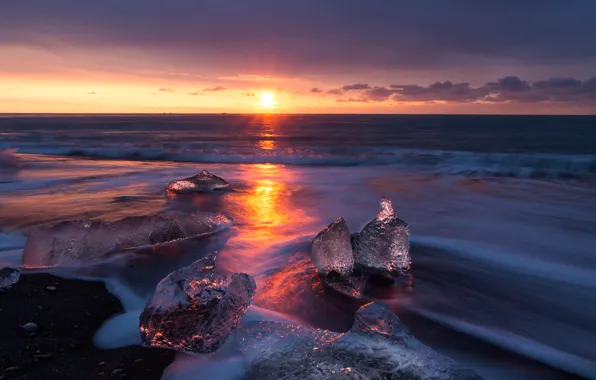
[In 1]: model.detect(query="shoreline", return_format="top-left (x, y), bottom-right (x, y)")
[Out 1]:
top-left (0, 273), bottom-right (174, 379)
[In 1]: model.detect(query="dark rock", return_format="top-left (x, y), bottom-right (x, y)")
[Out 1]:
top-left (22, 322), bottom-right (38, 332)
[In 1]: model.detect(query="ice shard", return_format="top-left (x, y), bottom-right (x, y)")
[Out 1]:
top-left (0, 267), bottom-right (20, 289)
top-left (140, 254), bottom-right (256, 354)
top-left (310, 218), bottom-right (354, 277)
top-left (166, 170), bottom-right (231, 193)
top-left (353, 196), bottom-right (411, 274)
top-left (239, 302), bottom-right (483, 380)
top-left (22, 212), bottom-right (233, 268)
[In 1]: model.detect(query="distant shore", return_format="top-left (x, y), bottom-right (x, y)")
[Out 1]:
top-left (0, 273), bottom-right (174, 380)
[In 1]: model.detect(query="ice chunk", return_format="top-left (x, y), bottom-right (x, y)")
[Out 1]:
top-left (310, 218), bottom-right (354, 277)
top-left (140, 254), bottom-right (256, 354)
top-left (353, 196), bottom-right (411, 274)
top-left (0, 267), bottom-right (20, 289)
top-left (239, 302), bottom-right (483, 380)
top-left (166, 170), bottom-right (231, 193)
top-left (22, 212), bottom-right (233, 268)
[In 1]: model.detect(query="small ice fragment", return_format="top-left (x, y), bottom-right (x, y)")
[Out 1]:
top-left (0, 267), bottom-right (20, 289)
top-left (140, 253), bottom-right (256, 354)
top-left (310, 217), bottom-right (354, 277)
top-left (166, 170), bottom-right (231, 193)
top-left (353, 196), bottom-right (411, 274)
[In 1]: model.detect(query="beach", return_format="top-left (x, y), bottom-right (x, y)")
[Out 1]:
top-left (1, 114), bottom-right (596, 379)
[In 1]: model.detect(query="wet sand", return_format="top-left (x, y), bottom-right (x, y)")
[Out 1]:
top-left (0, 273), bottom-right (174, 380)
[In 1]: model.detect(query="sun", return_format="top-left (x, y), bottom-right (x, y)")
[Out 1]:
top-left (259, 92), bottom-right (276, 108)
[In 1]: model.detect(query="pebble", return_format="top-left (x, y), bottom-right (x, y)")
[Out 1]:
top-left (98, 362), bottom-right (106, 366)
top-left (33, 353), bottom-right (53, 359)
top-left (22, 322), bottom-right (38, 332)
top-left (46, 286), bottom-right (57, 291)
top-left (134, 358), bottom-right (143, 363)
top-left (4, 367), bottom-right (19, 373)
top-left (112, 368), bottom-right (125, 377)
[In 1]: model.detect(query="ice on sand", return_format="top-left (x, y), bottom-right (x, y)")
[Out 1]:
top-left (0, 267), bottom-right (20, 289)
top-left (140, 253), bottom-right (256, 354)
top-left (22, 212), bottom-right (233, 268)
top-left (239, 302), bottom-right (483, 380)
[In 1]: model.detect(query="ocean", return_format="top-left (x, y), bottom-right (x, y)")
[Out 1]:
top-left (1, 114), bottom-right (596, 379)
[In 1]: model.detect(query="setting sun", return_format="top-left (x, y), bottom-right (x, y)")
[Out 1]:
top-left (260, 92), bottom-right (276, 108)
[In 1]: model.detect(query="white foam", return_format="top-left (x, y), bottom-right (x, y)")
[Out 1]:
top-left (94, 310), bottom-right (143, 349)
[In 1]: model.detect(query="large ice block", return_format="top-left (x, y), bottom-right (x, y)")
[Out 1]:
top-left (239, 302), bottom-right (483, 380)
top-left (140, 254), bottom-right (256, 354)
top-left (310, 217), bottom-right (354, 277)
top-left (353, 196), bottom-right (411, 274)
top-left (22, 212), bottom-right (233, 268)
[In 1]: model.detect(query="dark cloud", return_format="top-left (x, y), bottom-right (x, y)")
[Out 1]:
top-left (342, 83), bottom-right (371, 91)
top-left (335, 97), bottom-right (369, 103)
top-left (310, 88), bottom-right (322, 93)
top-left (188, 92), bottom-right (202, 96)
top-left (242, 92), bottom-right (255, 96)
top-left (86, 92), bottom-right (96, 95)
top-left (334, 76), bottom-right (596, 104)
top-left (202, 86), bottom-right (226, 92)
top-left (159, 88), bottom-right (174, 93)
top-left (1, 1), bottom-right (594, 77)
top-left (326, 89), bottom-right (343, 95)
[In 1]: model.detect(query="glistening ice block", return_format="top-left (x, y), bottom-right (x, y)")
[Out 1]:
top-left (166, 170), bottom-right (231, 193)
top-left (22, 212), bottom-right (233, 268)
top-left (310, 217), bottom-right (354, 277)
top-left (140, 254), bottom-right (256, 354)
top-left (353, 196), bottom-right (411, 274)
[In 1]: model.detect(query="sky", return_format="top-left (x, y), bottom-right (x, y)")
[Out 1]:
top-left (1, 0), bottom-right (595, 114)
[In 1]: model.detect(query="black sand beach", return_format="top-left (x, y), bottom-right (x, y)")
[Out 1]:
top-left (0, 273), bottom-right (174, 379)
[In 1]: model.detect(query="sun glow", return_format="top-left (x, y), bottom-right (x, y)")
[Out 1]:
top-left (259, 92), bottom-right (276, 108)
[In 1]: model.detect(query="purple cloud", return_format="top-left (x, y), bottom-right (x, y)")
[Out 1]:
top-left (332, 76), bottom-right (596, 104)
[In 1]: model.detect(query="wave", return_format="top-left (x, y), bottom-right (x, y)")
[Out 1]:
top-left (11, 145), bottom-right (596, 179)
top-left (0, 149), bottom-right (24, 169)
top-left (417, 310), bottom-right (596, 379)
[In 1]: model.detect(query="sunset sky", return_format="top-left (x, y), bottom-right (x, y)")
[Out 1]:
top-left (1, 1), bottom-right (595, 114)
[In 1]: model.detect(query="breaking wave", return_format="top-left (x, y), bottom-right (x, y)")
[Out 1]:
top-left (11, 145), bottom-right (596, 179)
